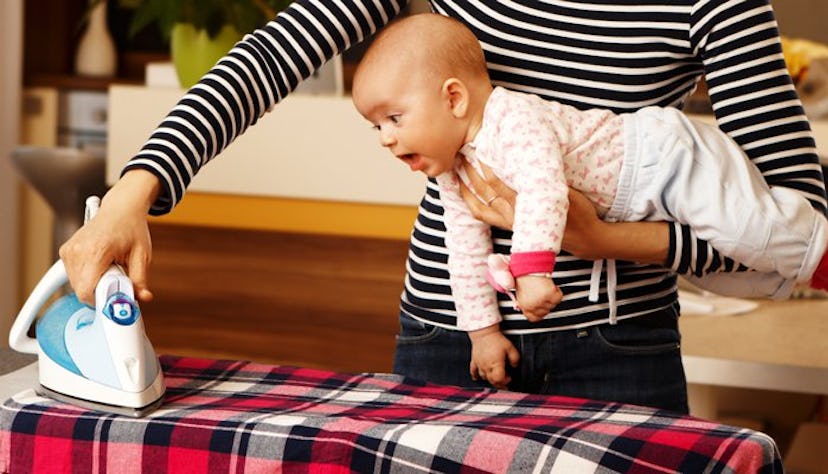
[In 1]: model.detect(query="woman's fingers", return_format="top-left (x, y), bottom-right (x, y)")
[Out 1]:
top-left (128, 246), bottom-right (154, 303)
top-left (459, 179), bottom-right (500, 221)
top-left (460, 158), bottom-right (492, 195)
top-left (476, 161), bottom-right (517, 206)
top-left (59, 227), bottom-right (112, 305)
top-left (60, 184), bottom-right (156, 305)
top-left (458, 158), bottom-right (517, 229)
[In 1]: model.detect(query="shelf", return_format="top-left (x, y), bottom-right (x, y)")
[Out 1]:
top-left (25, 73), bottom-right (142, 92)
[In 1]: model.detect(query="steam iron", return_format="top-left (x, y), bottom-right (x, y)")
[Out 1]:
top-left (8, 198), bottom-right (165, 417)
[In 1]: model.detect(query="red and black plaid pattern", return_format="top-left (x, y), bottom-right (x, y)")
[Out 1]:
top-left (1, 356), bottom-right (781, 473)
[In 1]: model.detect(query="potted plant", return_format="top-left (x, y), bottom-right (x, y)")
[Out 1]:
top-left (100, 0), bottom-right (294, 87)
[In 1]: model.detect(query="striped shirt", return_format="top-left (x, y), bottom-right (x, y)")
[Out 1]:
top-left (124, 0), bottom-right (827, 333)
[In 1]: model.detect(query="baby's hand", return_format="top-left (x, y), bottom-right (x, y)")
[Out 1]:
top-left (468, 325), bottom-right (520, 389)
top-left (516, 275), bottom-right (562, 322)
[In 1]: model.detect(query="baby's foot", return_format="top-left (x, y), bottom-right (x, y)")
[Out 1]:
top-left (486, 254), bottom-right (519, 308)
top-left (486, 254), bottom-right (514, 293)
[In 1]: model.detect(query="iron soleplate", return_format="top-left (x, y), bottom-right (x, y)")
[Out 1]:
top-left (37, 384), bottom-right (164, 418)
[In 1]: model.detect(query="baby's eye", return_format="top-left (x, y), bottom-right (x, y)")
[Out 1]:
top-left (370, 115), bottom-right (401, 131)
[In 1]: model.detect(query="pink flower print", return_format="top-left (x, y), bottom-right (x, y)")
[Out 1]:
top-left (533, 177), bottom-right (551, 187)
top-left (468, 241), bottom-right (486, 251)
top-left (602, 173), bottom-right (613, 185)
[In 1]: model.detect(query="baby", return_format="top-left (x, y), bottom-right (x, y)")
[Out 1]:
top-left (351, 13), bottom-right (828, 385)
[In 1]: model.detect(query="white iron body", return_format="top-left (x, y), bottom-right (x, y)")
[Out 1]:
top-left (9, 197), bottom-right (165, 417)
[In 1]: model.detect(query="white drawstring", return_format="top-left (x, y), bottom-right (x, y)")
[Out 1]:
top-left (589, 259), bottom-right (618, 325)
top-left (607, 259), bottom-right (617, 324)
top-left (589, 260), bottom-right (602, 302)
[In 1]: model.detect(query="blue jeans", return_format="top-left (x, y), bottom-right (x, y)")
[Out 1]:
top-left (393, 303), bottom-right (688, 414)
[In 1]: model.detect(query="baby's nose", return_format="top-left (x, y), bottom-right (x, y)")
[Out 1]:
top-left (379, 128), bottom-right (395, 147)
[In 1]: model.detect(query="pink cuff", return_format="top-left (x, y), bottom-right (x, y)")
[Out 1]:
top-left (509, 251), bottom-right (556, 277)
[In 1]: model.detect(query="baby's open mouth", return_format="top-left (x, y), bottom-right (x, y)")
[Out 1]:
top-left (398, 154), bottom-right (423, 171)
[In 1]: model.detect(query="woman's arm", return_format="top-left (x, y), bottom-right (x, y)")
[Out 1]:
top-left (464, 1), bottom-right (826, 279)
top-left (672, 0), bottom-right (827, 277)
top-left (458, 160), bottom-right (670, 265)
top-left (562, 200), bottom-right (670, 265)
top-left (125, 0), bottom-right (408, 215)
top-left (60, 0), bottom-right (407, 304)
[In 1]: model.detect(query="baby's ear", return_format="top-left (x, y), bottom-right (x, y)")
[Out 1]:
top-left (442, 78), bottom-right (469, 118)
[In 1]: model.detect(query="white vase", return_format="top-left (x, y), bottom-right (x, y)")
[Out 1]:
top-left (75, 0), bottom-right (117, 77)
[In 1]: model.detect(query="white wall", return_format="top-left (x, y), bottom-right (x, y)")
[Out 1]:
top-left (0, 0), bottom-right (23, 346)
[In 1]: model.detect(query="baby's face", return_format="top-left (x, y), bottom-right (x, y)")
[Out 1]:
top-left (352, 66), bottom-right (466, 177)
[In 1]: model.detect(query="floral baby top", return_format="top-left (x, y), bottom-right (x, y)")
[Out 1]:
top-left (436, 87), bottom-right (625, 330)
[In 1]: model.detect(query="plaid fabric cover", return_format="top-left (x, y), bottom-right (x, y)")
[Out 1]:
top-left (1, 356), bottom-right (781, 473)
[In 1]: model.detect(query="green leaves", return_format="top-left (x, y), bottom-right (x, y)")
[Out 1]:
top-left (118, 0), bottom-right (294, 41)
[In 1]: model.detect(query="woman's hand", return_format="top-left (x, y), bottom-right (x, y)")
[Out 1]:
top-left (58, 169), bottom-right (161, 305)
top-left (458, 159), bottom-right (516, 230)
top-left (457, 158), bottom-right (604, 258)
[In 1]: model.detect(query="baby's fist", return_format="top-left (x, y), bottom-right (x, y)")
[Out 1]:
top-left (516, 276), bottom-right (562, 322)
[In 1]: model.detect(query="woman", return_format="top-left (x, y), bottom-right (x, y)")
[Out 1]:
top-left (60, 0), bottom-right (826, 414)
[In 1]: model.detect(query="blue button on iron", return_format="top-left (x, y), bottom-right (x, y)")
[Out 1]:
top-left (103, 292), bottom-right (140, 325)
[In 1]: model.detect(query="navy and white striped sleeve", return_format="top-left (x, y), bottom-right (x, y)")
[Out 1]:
top-left (123, 0), bottom-right (406, 215)
top-left (668, 0), bottom-right (827, 277)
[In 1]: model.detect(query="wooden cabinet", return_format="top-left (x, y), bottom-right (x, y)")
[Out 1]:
top-left (23, 0), bottom-right (166, 88)
top-left (142, 223), bottom-right (408, 373)
top-left (23, 0), bottom-right (86, 82)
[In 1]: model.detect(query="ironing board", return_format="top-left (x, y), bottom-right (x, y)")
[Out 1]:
top-left (1, 355), bottom-right (782, 473)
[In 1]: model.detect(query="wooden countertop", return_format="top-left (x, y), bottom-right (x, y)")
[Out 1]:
top-left (680, 297), bottom-right (828, 369)
top-left (680, 296), bottom-right (828, 394)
